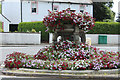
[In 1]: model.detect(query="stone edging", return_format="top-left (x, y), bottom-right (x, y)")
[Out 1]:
top-left (1, 68), bottom-right (120, 79)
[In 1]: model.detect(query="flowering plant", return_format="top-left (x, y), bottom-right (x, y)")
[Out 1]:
top-left (43, 8), bottom-right (95, 32)
top-left (34, 40), bottom-right (120, 70)
top-left (4, 52), bottom-right (32, 69)
top-left (4, 41), bottom-right (120, 70)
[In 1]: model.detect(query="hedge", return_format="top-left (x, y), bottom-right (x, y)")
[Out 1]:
top-left (18, 21), bottom-right (49, 42)
top-left (87, 22), bottom-right (120, 34)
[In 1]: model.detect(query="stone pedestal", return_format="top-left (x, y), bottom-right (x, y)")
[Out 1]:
top-left (53, 24), bottom-right (86, 46)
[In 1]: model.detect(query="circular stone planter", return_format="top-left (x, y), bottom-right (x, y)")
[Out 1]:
top-left (1, 68), bottom-right (119, 79)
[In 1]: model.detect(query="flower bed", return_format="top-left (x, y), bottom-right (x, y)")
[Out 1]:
top-left (4, 40), bottom-right (120, 70)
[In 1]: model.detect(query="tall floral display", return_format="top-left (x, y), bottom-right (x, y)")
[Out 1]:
top-left (43, 8), bottom-right (95, 44)
top-left (43, 8), bottom-right (95, 32)
top-left (3, 9), bottom-right (120, 72)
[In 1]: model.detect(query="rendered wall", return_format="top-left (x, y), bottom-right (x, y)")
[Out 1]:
top-left (2, 0), bottom-right (21, 24)
top-left (22, 1), bottom-right (52, 22)
top-left (0, 32), bottom-right (41, 45)
top-left (49, 33), bottom-right (120, 45)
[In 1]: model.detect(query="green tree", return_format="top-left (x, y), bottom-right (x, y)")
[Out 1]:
top-left (93, 2), bottom-right (115, 21)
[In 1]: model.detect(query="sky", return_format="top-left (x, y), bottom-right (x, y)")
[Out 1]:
top-left (111, 0), bottom-right (120, 21)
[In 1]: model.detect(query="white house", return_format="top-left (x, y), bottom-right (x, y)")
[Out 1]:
top-left (1, 0), bottom-right (93, 32)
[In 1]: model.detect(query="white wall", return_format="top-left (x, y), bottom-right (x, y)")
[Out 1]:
top-left (22, 1), bottom-right (93, 22)
top-left (49, 33), bottom-right (120, 45)
top-left (1, 0), bottom-right (93, 32)
top-left (0, 32), bottom-right (41, 45)
top-left (2, 0), bottom-right (21, 24)
top-left (53, 3), bottom-right (93, 15)
top-left (22, 1), bottom-right (52, 22)
top-left (0, 14), bottom-right (10, 32)
top-left (86, 5), bottom-right (93, 16)
top-left (53, 3), bottom-right (69, 11)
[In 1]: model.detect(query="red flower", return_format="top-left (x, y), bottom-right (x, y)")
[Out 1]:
top-left (17, 61), bottom-right (21, 65)
top-left (53, 67), bottom-right (56, 70)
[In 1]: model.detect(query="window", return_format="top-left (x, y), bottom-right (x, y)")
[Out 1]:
top-left (31, 1), bottom-right (38, 14)
top-left (80, 10), bottom-right (84, 13)
top-left (9, 24), bottom-right (18, 32)
top-left (80, 5), bottom-right (86, 13)
top-left (53, 5), bottom-right (59, 11)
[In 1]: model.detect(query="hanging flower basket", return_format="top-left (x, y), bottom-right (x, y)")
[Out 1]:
top-left (43, 8), bottom-right (95, 33)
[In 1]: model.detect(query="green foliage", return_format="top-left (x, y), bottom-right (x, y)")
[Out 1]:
top-left (14, 31), bottom-right (18, 33)
top-left (0, 21), bottom-right (3, 32)
top-left (103, 19), bottom-right (113, 22)
top-left (87, 22), bottom-right (120, 34)
top-left (18, 21), bottom-right (49, 42)
top-left (93, 2), bottom-right (115, 21)
top-left (31, 29), bottom-right (36, 33)
top-left (0, 3), bottom-right (1, 14)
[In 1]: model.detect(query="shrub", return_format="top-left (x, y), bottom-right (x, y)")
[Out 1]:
top-left (0, 22), bottom-right (3, 32)
top-left (18, 21), bottom-right (49, 42)
top-left (31, 29), bottom-right (36, 33)
top-left (87, 22), bottom-right (120, 34)
top-left (103, 19), bottom-right (113, 22)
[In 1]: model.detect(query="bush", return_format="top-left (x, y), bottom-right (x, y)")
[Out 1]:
top-left (18, 21), bottom-right (49, 42)
top-left (87, 22), bottom-right (120, 34)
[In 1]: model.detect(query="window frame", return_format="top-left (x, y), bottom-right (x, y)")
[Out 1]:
top-left (79, 5), bottom-right (86, 13)
top-left (53, 5), bottom-right (59, 11)
top-left (31, 1), bottom-right (38, 14)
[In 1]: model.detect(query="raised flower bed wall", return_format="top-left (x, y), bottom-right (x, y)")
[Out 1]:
top-left (0, 32), bottom-right (41, 45)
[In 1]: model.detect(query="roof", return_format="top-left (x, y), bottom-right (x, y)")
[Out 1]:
top-left (21, 0), bottom-right (93, 4)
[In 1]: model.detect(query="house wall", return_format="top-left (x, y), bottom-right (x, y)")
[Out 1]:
top-left (86, 5), bottom-right (93, 16)
top-left (22, 1), bottom-right (93, 22)
top-left (22, 1), bottom-right (52, 22)
top-left (118, 1), bottom-right (120, 13)
top-left (2, 0), bottom-right (21, 24)
top-left (0, 14), bottom-right (10, 32)
top-left (1, 0), bottom-right (93, 32)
